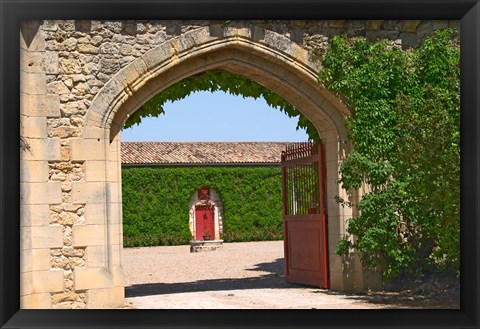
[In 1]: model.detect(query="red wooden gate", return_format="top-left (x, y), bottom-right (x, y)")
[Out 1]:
top-left (281, 142), bottom-right (329, 288)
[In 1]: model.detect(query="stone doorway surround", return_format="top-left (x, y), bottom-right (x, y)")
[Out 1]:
top-left (189, 188), bottom-right (224, 253)
top-left (19, 19), bottom-right (456, 308)
top-left (189, 187), bottom-right (223, 241)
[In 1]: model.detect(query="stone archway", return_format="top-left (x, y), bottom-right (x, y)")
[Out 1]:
top-left (80, 26), bottom-right (355, 308)
top-left (20, 20), bottom-right (449, 308)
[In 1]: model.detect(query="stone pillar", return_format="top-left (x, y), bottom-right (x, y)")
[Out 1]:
top-left (20, 21), bottom-right (124, 309)
top-left (20, 21), bottom-right (72, 308)
top-left (322, 131), bottom-right (382, 291)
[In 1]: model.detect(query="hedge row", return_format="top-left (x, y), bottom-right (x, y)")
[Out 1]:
top-left (121, 166), bottom-right (284, 247)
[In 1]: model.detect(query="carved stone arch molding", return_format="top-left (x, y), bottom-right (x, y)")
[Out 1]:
top-left (84, 25), bottom-right (350, 142)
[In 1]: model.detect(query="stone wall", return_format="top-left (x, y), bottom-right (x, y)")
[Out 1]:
top-left (20, 19), bottom-right (458, 309)
top-left (39, 19), bottom-right (458, 146)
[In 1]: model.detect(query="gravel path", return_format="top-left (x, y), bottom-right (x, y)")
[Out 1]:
top-left (122, 241), bottom-right (458, 309)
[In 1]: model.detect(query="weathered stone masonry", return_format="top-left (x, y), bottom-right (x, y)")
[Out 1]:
top-left (20, 20), bottom-right (458, 309)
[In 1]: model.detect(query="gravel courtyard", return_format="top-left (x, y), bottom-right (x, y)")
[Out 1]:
top-left (122, 241), bottom-right (458, 309)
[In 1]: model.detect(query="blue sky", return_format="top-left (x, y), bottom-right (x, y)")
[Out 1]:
top-left (121, 91), bottom-right (309, 142)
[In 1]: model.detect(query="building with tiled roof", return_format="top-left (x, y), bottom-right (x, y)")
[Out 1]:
top-left (120, 141), bottom-right (302, 250)
top-left (121, 141), bottom-right (294, 166)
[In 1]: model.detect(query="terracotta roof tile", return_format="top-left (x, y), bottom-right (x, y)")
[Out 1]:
top-left (121, 141), bottom-right (297, 165)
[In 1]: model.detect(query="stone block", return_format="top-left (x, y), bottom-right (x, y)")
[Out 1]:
top-left (191, 26), bottom-right (211, 44)
top-left (20, 137), bottom-right (61, 161)
top-left (20, 92), bottom-right (30, 116)
top-left (109, 222), bottom-right (122, 247)
top-left (47, 81), bottom-right (70, 95)
top-left (74, 267), bottom-right (112, 291)
top-left (42, 94), bottom-right (61, 118)
top-left (32, 269), bottom-right (64, 293)
top-left (86, 288), bottom-right (112, 309)
top-left (105, 161), bottom-right (121, 182)
top-left (87, 95), bottom-right (111, 122)
top-left (21, 227), bottom-right (32, 250)
top-left (325, 164), bottom-right (339, 182)
top-left (70, 138), bottom-right (106, 161)
top-left (71, 181), bottom-right (106, 204)
top-left (327, 198), bottom-right (340, 218)
top-left (20, 272), bottom-right (33, 296)
top-left (360, 269), bottom-right (383, 291)
top-left (44, 51), bottom-right (59, 74)
top-left (20, 72), bottom-right (47, 95)
top-left (190, 240), bottom-right (224, 252)
top-left (120, 57), bottom-right (147, 87)
top-left (108, 242), bottom-right (122, 266)
top-left (21, 293), bottom-right (52, 309)
top-left (327, 225), bottom-right (342, 242)
top-left (84, 161), bottom-right (106, 182)
top-left (112, 264), bottom-right (124, 286)
top-left (32, 225), bottom-right (63, 249)
top-left (21, 115), bottom-right (47, 139)
top-left (112, 286), bottom-right (125, 307)
top-left (20, 182), bottom-right (62, 205)
top-left (20, 204), bottom-right (50, 227)
top-left (59, 57), bottom-right (82, 74)
top-left (72, 224), bottom-right (105, 247)
top-left (20, 49), bottom-right (44, 74)
top-left (86, 286), bottom-right (124, 308)
top-left (141, 44), bottom-right (170, 71)
top-left (105, 182), bottom-right (121, 203)
top-left (82, 125), bottom-right (105, 139)
top-left (20, 160), bottom-right (49, 183)
top-left (329, 271), bottom-right (346, 291)
top-left (32, 248), bottom-right (53, 271)
top-left (328, 253), bottom-right (344, 273)
top-left (84, 202), bottom-right (106, 225)
top-left (85, 245), bottom-right (107, 267)
top-left (21, 249), bottom-right (33, 273)
top-left (26, 94), bottom-right (61, 117)
top-left (290, 43), bottom-right (308, 64)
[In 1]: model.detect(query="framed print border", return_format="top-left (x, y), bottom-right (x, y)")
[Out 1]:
top-left (1, 0), bottom-right (478, 328)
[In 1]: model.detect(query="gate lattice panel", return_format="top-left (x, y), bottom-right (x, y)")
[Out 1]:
top-left (281, 142), bottom-right (329, 288)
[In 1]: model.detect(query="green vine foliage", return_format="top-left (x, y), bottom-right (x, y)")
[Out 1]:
top-left (123, 70), bottom-right (321, 141)
top-left (122, 166), bottom-right (284, 247)
top-left (319, 29), bottom-right (460, 280)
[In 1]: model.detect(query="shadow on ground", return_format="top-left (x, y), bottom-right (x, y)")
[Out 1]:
top-left (309, 289), bottom-right (460, 309)
top-left (125, 257), bottom-right (459, 309)
top-left (125, 258), bottom-right (307, 298)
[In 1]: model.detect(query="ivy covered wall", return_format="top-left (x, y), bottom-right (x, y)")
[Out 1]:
top-left (121, 166), bottom-right (284, 247)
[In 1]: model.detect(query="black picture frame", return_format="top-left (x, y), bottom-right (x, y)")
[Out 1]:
top-left (1, 0), bottom-right (478, 328)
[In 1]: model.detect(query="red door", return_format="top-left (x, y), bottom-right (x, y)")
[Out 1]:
top-left (195, 205), bottom-right (215, 240)
top-left (281, 142), bottom-right (329, 288)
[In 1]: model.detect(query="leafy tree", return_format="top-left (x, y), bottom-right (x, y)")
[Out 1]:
top-left (319, 29), bottom-right (460, 280)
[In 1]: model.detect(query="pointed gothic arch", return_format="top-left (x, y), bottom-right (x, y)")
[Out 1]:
top-left (77, 27), bottom-right (370, 307)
